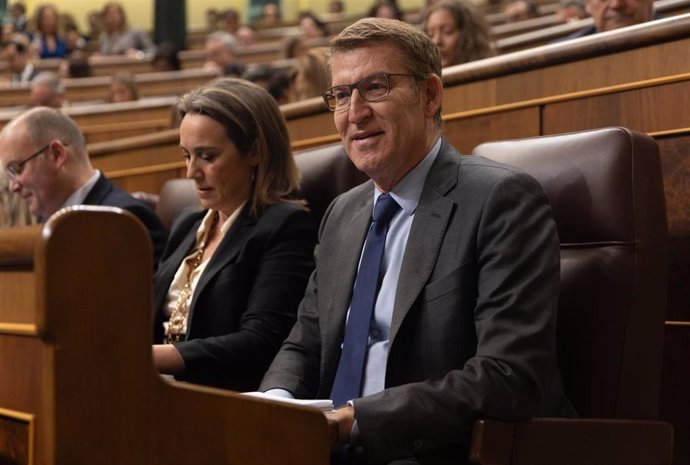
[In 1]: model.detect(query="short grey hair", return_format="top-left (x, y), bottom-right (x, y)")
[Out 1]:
top-left (14, 107), bottom-right (86, 152)
top-left (207, 31), bottom-right (238, 53)
top-left (31, 71), bottom-right (65, 95)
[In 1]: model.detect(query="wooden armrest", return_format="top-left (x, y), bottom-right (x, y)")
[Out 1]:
top-left (470, 418), bottom-right (673, 465)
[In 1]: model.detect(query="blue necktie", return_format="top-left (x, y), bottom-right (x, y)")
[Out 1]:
top-left (331, 193), bottom-right (400, 407)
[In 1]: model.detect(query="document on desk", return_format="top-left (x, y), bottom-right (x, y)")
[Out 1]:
top-left (243, 392), bottom-right (334, 412)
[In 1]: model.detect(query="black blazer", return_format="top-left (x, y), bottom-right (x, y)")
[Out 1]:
top-left (83, 174), bottom-right (166, 265)
top-left (154, 203), bottom-right (317, 390)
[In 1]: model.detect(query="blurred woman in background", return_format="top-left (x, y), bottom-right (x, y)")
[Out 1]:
top-left (423, 0), bottom-right (494, 68)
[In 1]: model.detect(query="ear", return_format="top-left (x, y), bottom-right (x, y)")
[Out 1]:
top-left (51, 140), bottom-right (69, 169)
top-left (423, 74), bottom-right (444, 119)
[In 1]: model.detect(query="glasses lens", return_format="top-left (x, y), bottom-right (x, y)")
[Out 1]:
top-left (5, 163), bottom-right (19, 179)
top-left (360, 75), bottom-right (390, 101)
top-left (328, 85), bottom-right (352, 110)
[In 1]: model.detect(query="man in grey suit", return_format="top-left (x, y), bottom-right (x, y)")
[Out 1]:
top-left (260, 18), bottom-right (575, 464)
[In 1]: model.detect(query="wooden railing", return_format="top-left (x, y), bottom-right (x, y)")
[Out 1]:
top-left (0, 207), bottom-right (331, 465)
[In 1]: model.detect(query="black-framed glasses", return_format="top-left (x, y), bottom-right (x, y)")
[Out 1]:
top-left (5, 143), bottom-right (50, 180)
top-left (322, 73), bottom-right (417, 112)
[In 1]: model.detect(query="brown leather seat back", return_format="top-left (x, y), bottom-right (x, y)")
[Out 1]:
top-left (294, 143), bottom-right (369, 221)
top-left (153, 143), bottom-right (367, 233)
top-left (473, 127), bottom-right (668, 420)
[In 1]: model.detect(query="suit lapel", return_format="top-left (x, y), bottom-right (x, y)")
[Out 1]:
top-left (82, 174), bottom-right (111, 205)
top-left (389, 142), bottom-right (460, 346)
top-left (186, 208), bottom-right (255, 327)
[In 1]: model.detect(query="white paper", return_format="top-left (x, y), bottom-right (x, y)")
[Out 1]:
top-left (243, 391), bottom-right (334, 412)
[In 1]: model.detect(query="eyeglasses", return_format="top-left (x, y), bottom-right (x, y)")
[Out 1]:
top-left (5, 143), bottom-right (50, 180)
top-left (322, 73), bottom-right (417, 112)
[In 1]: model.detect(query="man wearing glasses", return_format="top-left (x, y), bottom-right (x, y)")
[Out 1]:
top-left (261, 18), bottom-right (574, 464)
top-left (0, 107), bottom-right (165, 264)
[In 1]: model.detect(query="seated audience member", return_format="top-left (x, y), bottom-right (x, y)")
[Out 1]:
top-left (329, 0), bottom-right (346, 14)
top-left (289, 47), bottom-right (330, 102)
top-left (152, 42), bottom-right (181, 71)
top-left (152, 78), bottom-right (317, 390)
top-left (205, 8), bottom-right (219, 31)
top-left (222, 8), bottom-right (241, 34)
top-left (98, 2), bottom-right (156, 57)
top-left (4, 36), bottom-right (39, 83)
top-left (503, 0), bottom-right (540, 22)
top-left (85, 10), bottom-right (103, 44)
top-left (1, 24), bottom-right (16, 45)
top-left (31, 4), bottom-right (68, 59)
top-left (58, 52), bottom-right (92, 78)
top-left (260, 18), bottom-right (575, 463)
top-left (0, 166), bottom-right (35, 228)
top-left (235, 25), bottom-right (257, 46)
top-left (369, 0), bottom-right (404, 20)
top-left (298, 11), bottom-right (329, 40)
top-left (204, 31), bottom-right (244, 76)
top-left (242, 64), bottom-right (291, 104)
top-left (62, 13), bottom-right (86, 53)
top-left (108, 72), bottom-right (139, 103)
top-left (283, 35), bottom-right (308, 59)
top-left (256, 3), bottom-right (281, 26)
top-left (556, 0), bottom-right (588, 22)
top-left (30, 71), bottom-right (65, 108)
top-left (8, 2), bottom-right (29, 32)
top-left (561, 0), bottom-right (653, 38)
top-left (424, 0), bottom-right (494, 68)
top-left (0, 108), bottom-right (165, 263)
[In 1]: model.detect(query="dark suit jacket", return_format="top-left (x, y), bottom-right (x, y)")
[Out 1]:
top-left (83, 174), bottom-right (165, 265)
top-left (154, 203), bottom-right (318, 390)
top-left (260, 140), bottom-right (575, 464)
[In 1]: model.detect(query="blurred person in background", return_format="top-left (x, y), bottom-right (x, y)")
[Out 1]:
top-left (503, 0), bottom-right (540, 22)
top-left (242, 64), bottom-right (291, 104)
top-left (424, 0), bottom-right (494, 68)
top-left (98, 2), bottom-right (156, 57)
top-left (31, 4), bottom-right (68, 59)
top-left (30, 71), bottom-right (65, 108)
top-left (289, 46), bottom-right (329, 102)
top-left (369, 0), bottom-right (404, 20)
top-left (5, 36), bottom-right (39, 83)
top-left (204, 31), bottom-right (245, 77)
top-left (152, 42), bottom-right (181, 72)
top-left (108, 72), bottom-right (139, 103)
top-left (8, 2), bottom-right (29, 32)
top-left (556, 0), bottom-right (588, 22)
top-left (298, 11), bottom-right (329, 41)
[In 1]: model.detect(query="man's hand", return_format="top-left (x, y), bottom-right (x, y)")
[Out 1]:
top-left (325, 405), bottom-right (355, 450)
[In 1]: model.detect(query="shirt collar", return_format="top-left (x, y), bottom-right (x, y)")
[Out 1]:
top-left (62, 170), bottom-right (100, 209)
top-left (374, 137), bottom-right (442, 215)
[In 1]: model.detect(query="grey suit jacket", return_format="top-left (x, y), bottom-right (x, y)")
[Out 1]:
top-left (260, 140), bottom-right (575, 464)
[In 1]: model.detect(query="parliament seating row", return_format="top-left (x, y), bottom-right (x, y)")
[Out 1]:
top-left (80, 15), bottom-right (690, 462)
top-left (0, 68), bottom-right (217, 108)
top-left (0, 126), bottom-right (673, 464)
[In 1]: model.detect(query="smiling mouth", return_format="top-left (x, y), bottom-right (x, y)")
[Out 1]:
top-left (351, 131), bottom-right (384, 143)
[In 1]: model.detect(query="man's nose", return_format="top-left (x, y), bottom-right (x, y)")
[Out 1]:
top-left (348, 90), bottom-right (372, 124)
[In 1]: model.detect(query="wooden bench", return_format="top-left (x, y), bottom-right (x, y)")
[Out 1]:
top-left (88, 17), bottom-right (690, 461)
top-left (0, 206), bottom-right (331, 465)
top-left (0, 96), bottom-right (178, 144)
top-left (0, 68), bottom-right (217, 108)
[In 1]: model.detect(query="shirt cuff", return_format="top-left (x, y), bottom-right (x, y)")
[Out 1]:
top-left (347, 400), bottom-right (361, 446)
